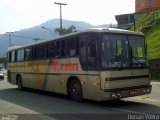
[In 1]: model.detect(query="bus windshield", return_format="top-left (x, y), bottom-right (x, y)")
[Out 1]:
top-left (101, 34), bottom-right (148, 69)
top-left (129, 36), bottom-right (146, 67)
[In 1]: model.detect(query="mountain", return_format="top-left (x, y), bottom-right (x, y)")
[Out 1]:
top-left (0, 19), bottom-right (117, 56)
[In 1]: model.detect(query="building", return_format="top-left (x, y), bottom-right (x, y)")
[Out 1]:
top-left (115, 0), bottom-right (160, 30)
top-left (136, 0), bottom-right (160, 13)
top-left (115, 13), bottom-right (135, 30)
top-left (115, 13), bottom-right (145, 30)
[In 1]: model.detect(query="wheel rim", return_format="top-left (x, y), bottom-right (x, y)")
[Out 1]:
top-left (70, 80), bottom-right (82, 101)
top-left (72, 83), bottom-right (80, 96)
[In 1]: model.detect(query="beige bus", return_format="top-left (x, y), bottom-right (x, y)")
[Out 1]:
top-left (7, 28), bottom-right (152, 101)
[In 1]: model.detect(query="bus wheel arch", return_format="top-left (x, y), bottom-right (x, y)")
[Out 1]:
top-left (67, 76), bottom-right (83, 101)
top-left (16, 74), bottom-right (24, 90)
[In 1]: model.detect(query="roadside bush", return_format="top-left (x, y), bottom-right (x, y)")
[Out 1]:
top-left (141, 25), bottom-right (153, 33)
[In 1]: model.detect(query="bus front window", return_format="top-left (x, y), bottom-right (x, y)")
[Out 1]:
top-left (129, 36), bottom-right (148, 67)
top-left (101, 35), bottom-right (129, 69)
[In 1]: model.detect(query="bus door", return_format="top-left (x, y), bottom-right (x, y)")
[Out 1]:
top-left (24, 47), bottom-right (34, 88)
top-left (16, 49), bottom-right (25, 83)
top-left (8, 51), bottom-right (18, 84)
top-left (86, 35), bottom-right (101, 100)
top-left (79, 33), bottom-right (101, 100)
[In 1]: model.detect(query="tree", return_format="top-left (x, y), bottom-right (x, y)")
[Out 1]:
top-left (54, 25), bottom-right (77, 35)
top-left (0, 57), bottom-right (6, 68)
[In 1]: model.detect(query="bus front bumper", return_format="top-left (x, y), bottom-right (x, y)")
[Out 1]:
top-left (100, 85), bottom-right (152, 101)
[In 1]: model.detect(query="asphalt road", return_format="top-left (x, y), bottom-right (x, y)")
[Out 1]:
top-left (0, 78), bottom-right (160, 120)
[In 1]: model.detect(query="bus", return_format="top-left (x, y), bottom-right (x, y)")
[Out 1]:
top-left (7, 28), bottom-right (152, 101)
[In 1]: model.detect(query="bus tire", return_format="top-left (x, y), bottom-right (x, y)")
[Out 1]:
top-left (17, 76), bottom-right (23, 90)
top-left (69, 79), bottom-right (83, 101)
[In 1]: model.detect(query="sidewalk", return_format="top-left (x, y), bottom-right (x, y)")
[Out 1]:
top-left (151, 81), bottom-right (160, 85)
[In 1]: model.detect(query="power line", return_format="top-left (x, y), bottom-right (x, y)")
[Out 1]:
top-left (9, 34), bottom-right (43, 40)
top-left (6, 32), bottom-right (44, 47)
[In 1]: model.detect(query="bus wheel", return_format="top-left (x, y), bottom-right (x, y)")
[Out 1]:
top-left (69, 80), bottom-right (83, 101)
top-left (17, 76), bottom-right (23, 90)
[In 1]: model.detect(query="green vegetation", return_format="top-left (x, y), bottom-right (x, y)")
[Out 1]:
top-left (54, 25), bottom-right (77, 35)
top-left (131, 9), bottom-right (160, 59)
top-left (0, 57), bottom-right (6, 68)
top-left (151, 74), bottom-right (160, 81)
top-left (146, 24), bottom-right (160, 59)
top-left (130, 9), bottom-right (160, 80)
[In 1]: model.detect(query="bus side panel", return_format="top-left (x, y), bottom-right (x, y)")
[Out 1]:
top-left (22, 60), bottom-right (47, 89)
top-left (23, 61), bottom-right (35, 88)
top-left (43, 58), bottom-right (82, 94)
top-left (86, 71), bottom-right (101, 101)
top-left (8, 63), bottom-right (17, 85)
top-left (44, 74), bottom-right (61, 93)
top-left (77, 74), bottom-right (87, 99)
top-left (34, 60), bottom-right (48, 90)
top-left (60, 74), bottom-right (70, 95)
top-left (16, 62), bottom-right (25, 81)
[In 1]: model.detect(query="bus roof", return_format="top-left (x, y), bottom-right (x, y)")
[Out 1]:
top-left (7, 28), bottom-right (144, 52)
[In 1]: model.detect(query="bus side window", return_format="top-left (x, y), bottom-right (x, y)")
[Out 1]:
top-left (8, 52), bottom-right (12, 62)
top-left (49, 42), bottom-right (56, 58)
top-left (55, 41), bottom-right (61, 58)
top-left (17, 50), bottom-right (21, 61)
top-left (36, 44), bottom-right (46, 59)
top-left (66, 37), bottom-right (78, 56)
top-left (25, 48), bottom-right (32, 60)
top-left (11, 51), bottom-right (15, 62)
top-left (79, 35), bottom-right (87, 70)
top-left (87, 36), bottom-right (98, 70)
top-left (32, 46), bottom-right (36, 60)
top-left (17, 49), bottom-right (24, 61)
top-left (45, 43), bottom-right (49, 58)
top-left (61, 40), bottom-right (66, 57)
top-left (15, 51), bottom-right (17, 62)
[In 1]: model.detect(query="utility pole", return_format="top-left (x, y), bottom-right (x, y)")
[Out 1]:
top-left (54, 2), bottom-right (67, 35)
top-left (6, 32), bottom-right (13, 47)
top-left (133, 14), bottom-right (136, 31)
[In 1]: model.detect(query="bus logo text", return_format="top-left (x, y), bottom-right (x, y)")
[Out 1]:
top-left (49, 61), bottom-right (78, 71)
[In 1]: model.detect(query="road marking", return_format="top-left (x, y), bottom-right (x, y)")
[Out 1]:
top-left (109, 97), bottom-right (160, 114)
top-left (130, 97), bottom-right (160, 103)
top-left (110, 107), bottom-right (145, 114)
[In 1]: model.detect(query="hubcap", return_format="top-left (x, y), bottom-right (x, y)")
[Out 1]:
top-left (72, 84), bottom-right (79, 96)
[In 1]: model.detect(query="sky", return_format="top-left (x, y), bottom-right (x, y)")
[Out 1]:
top-left (0, 0), bottom-right (135, 34)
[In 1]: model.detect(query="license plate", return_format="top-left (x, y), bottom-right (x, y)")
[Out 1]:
top-left (129, 89), bottom-right (139, 96)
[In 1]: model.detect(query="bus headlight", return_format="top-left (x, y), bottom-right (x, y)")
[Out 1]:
top-left (111, 93), bottom-right (116, 98)
top-left (143, 89), bottom-right (147, 93)
top-left (117, 93), bottom-right (122, 98)
top-left (146, 88), bottom-right (150, 93)
top-left (111, 92), bottom-right (122, 99)
top-left (143, 88), bottom-right (150, 93)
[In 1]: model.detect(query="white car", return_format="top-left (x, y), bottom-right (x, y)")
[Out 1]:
top-left (0, 71), bottom-right (4, 80)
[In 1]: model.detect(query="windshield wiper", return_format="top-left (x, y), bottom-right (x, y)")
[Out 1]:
top-left (114, 62), bottom-right (124, 71)
top-left (133, 57), bottom-right (144, 68)
top-left (129, 47), bottom-right (144, 68)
